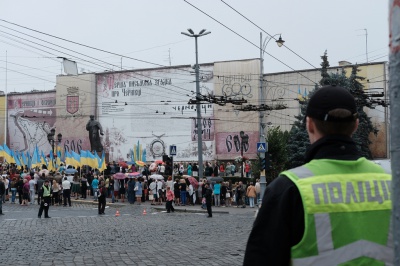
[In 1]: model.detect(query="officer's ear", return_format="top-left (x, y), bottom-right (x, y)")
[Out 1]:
top-left (306, 117), bottom-right (322, 144)
top-left (351, 118), bottom-right (359, 136)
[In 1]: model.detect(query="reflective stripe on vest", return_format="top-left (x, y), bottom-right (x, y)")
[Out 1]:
top-left (293, 213), bottom-right (393, 265)
top-left (283, 159), bottom-right (393, 266)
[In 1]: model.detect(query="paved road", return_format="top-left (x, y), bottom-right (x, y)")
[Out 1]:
top-left (0, 201), bottom-right (256, 265)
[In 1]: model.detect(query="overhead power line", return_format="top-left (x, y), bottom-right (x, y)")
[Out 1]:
top-left (183, 0), bottom-right (317, 85)
top-left (220, 0), bottom-right (317, 69)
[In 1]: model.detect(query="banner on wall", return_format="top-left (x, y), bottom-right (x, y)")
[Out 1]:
top-left (96, 66), bottom-right (215, 162)
top-left (7, 92), bottom-right (56, 154)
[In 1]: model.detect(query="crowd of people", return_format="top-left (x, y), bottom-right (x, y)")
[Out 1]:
top-left (0, 158), bottom-right (260, 218)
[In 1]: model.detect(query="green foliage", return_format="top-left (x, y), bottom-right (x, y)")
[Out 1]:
top-left (265, 126), bottom-right (290, 182)
top-left (348, 65), bottom-right (378, 159)
top-left (248, 126), bottom-right (289, 182)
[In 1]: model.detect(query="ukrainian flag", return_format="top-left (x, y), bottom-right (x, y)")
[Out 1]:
top-left (48, 151), bottom-right (56, 171)
top-left (87, 151), bottom-right (98, 169)
top-left (12, 150), bottom-right (22, 169)
top-left (21, 151), bottom-right (28, 168)
top-left (26, 151), bottom-right (32, 169)
top-left (99, 151), bottom-right (106, 172)
top-left (94, 152), bottom-right (101, 169)
top-left (80, 150), bottom-right (88, 166)
top-left (56, 150), bottom-right (62, 167)
top-left (40, 151), bottom-right (47, 167)
top-left (31, 145), bottom-right (41, 168)
top-left (71, 151), bottom-right (81, 168)
top-left (65, 150), bottom-right (73, 166)
top-left (3, 144), bottom-right (15, 163)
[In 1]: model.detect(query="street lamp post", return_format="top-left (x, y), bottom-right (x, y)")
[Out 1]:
top-left (181, 28), bottom-right (211, 181)
top-left (240, 131), bottom-right (249, 178)
top-left (259, 32), bottom-right (284, 203)
top-left (47, 128), bottom-right (62, 155)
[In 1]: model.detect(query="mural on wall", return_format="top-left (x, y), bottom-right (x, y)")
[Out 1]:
top-left (7, 92), bottom-right (56, 154)
top-left (215, 131), bottom-right (258, 158)
top-left (55, 74), bottom-right (96, 154)
top-left (97, 66), bottom-right (215, 162)
top-left (213, 59), bottom-right (260, 160)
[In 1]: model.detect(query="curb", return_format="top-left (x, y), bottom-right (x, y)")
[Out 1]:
top-left (151, 206), bottom-right (229, 214)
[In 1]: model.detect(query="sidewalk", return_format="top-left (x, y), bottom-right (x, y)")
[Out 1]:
top-left (70, 198), bottom-right (258, 215)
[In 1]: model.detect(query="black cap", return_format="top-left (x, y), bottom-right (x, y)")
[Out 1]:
top-left (306, 85), bottom-right (358, 122)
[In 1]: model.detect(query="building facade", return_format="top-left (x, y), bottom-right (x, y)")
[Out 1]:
top-left (0, 59), bottom-right (388, 163)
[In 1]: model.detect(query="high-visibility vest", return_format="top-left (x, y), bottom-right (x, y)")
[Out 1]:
top-left (42, 184), bottom-right (51, 197)
top-left (281, 157), bottom-right (393, 266)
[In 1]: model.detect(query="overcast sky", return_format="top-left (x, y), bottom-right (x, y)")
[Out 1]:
top-left (0, 0), bottom-right (389, 93)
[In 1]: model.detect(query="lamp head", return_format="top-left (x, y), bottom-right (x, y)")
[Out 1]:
top-left (187, 28), bottom-right (194, 35)
top-left (276, 35), bottom-right (285, 47)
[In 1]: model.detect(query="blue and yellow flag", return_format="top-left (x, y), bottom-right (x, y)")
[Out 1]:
top-left (3, 144), bottom-right (15, 163)
top-left (87, 151), bottom-right (97, 169)
top-left (12, 150), bottom-right (21, 169)
top-left (40, 151), bottom-right (47, 167)
top-left (26, 151), bottom-right (32, 169)
top-left (99, 151), bottom-right (106, 172)
top-left (48, 150), bottom-right (56, 171)
top-left (65, 150), bottom-right (72, 167)
top-left (31, 145), bottom-right (41, 169)
top-left (71, 151), bottom-right (81, 168)
top-left (80, 150), bottom-right (88, 166)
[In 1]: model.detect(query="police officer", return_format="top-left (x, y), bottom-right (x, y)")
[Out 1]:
top-left (244, 85), bottom-right (393, 265)
top-left (38, 180), bottom-right (51, 218)
top-left (204, 183), bottom-right (213, 218)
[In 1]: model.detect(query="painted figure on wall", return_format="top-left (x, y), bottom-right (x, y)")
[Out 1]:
top-left (86, 115), bottom-right (104, 152)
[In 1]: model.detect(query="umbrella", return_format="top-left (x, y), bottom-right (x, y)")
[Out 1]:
top-left (126, 161), bottom-right (135, 165)
top-left (128, 172), bottom-right (142, 178)
top-left (150, 174), bottom-right (164, 180)
top-left (114, 172), bottom-right (126, 180)
top-left (39, 169), bottom-right (49, 177)
top-left (118, 161), bottom-right (128, 168)
top-left (135, 160), bottom-right (145, 167)
top-left (154, 160), bottom-right (163, 165)
top-left (207, 176), bottom-right (224, 182)
top-left (187, 176), bottom-right (199, 189)
top-left (149, 163), bottom-right (157, 172)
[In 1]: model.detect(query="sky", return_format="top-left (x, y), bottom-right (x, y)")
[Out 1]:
top-left (0, 0), bottom-right (389, 93)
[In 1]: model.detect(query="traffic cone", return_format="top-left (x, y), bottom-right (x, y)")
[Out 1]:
top-left (142, 208), bottom-right (147, 215)
top-left (115, 209), bottom-right (120, 217)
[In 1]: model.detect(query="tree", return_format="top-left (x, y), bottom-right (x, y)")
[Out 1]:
top-left (265, 126), bottom-right (289, 183)
top-left (287, 52), bottom-right (377, 168)
top-left (348, 65), bottom-right (378, 158)
top-left (251, 126), bottom-right (289, 183)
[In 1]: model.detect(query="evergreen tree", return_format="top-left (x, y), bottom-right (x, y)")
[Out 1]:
top-left (287, 52), bottom-right (377, 168)
top-left (348, 65), bottom-right (378, 158)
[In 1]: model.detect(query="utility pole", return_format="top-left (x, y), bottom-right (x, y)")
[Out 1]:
top-left (257, 32), bottom-right (284, 203)
top-left (259, 32), bottom-right (267, 204)
top-left (389, 1), bottom-right (400, 264)
top-left (181, 29), bottom-right (211, 181)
